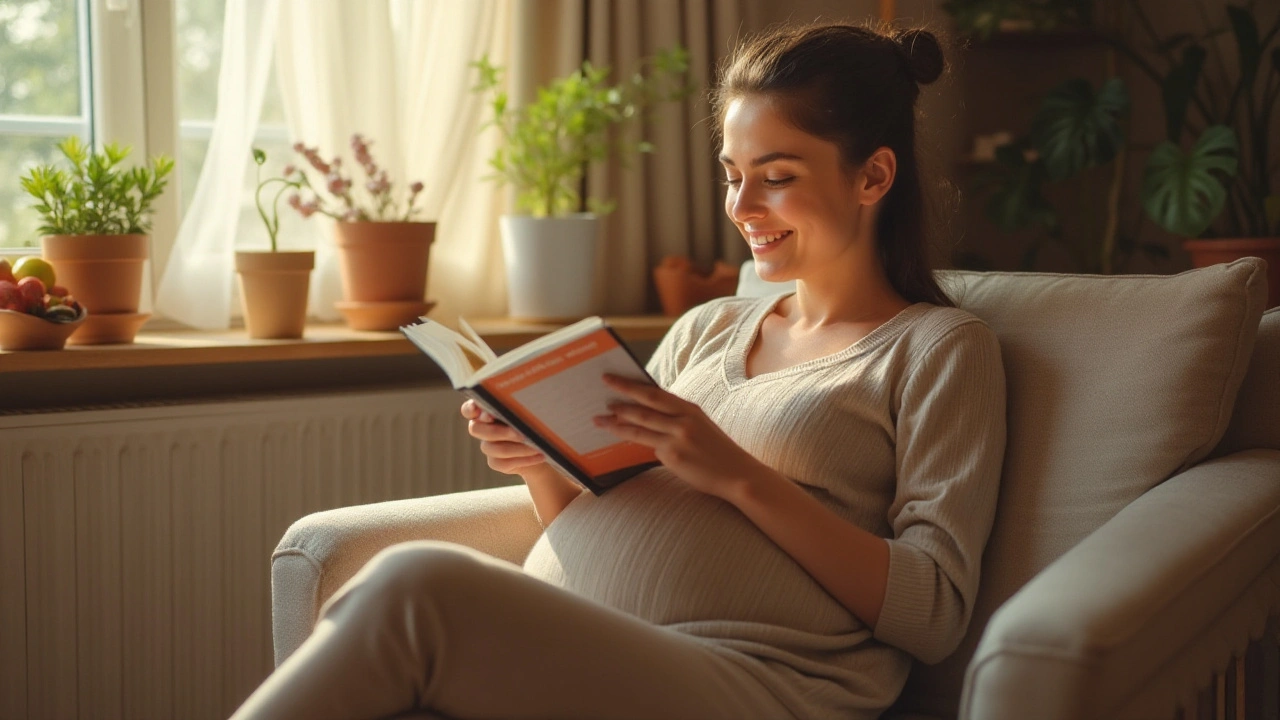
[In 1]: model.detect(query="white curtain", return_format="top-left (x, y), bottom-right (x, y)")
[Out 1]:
top-left (154, 0), bottom-right (280, 329)
top-left (156, 0), bottom-right (512, 328)
top-left (274, 0), bottom-right (513, 323)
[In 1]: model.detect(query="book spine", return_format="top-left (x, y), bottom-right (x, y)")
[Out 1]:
top-left (463, 386), bottom-right (608, 496)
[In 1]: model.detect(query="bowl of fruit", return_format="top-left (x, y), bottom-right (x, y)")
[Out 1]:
top-left (0, 257), bottom-right (87, 351)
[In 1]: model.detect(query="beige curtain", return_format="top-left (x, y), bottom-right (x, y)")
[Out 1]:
top-left (514, 0), bottom-right (748, 315)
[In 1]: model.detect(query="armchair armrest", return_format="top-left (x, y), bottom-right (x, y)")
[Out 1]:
top-left (961, 450), bottom-right (1280, 720)
top-left (271, 484), bottom-right (542, 665)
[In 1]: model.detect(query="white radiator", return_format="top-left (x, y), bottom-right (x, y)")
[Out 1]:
top-left (0, 387), bottom-right (509, 720)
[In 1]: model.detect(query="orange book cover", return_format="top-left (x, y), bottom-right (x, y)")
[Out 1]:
top-left (402, 317), bottom-right (660, 494)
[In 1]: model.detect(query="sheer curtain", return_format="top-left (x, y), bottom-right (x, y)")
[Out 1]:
top-left (156, 0), bottom-right (513, 328)
top-left (154, 0), bottom-right (280, 329)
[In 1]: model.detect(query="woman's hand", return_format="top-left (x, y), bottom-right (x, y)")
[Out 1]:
top-left (461, 399), bottom-right (547, 475)
top-left (593, 374), bottom-right (768, 501)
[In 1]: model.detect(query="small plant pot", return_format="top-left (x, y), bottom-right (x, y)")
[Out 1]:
top-left (1184, 238), bottom-right (1280, 309)
top-left (652, 256), bottom-right (739, 317)
top-left (42, 233), bottom-right (149, 344)
top-left (334, 221), bottom-right (435, 304)
top-left (500, 214), bottom-right (600, 321)
top-left (235, 250), bottom-right (314, 339)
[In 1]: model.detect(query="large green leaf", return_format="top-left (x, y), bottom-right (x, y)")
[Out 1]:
top-left (1031, 77), bottom-right (1129, 181)
top-left (983, 143), bottom-right (1057, 232)
top-left (1141, 125), bottom-right (1239, 237)
top-left (1161, 44), bottom-right (1206, 143)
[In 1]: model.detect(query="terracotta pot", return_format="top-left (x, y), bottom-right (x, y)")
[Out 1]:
top-left (42, 233), bottom-right (149, 344)
top-left (652, 256), bottom-right (739, 317)
top-left (235, 251), bottom-right (314, 339)
top-left (1184, 237), bottom-right (1280, 309)
top-left (334, 221), bottom-right (435, 303)
top-left (41, 233), bottom-right (148, 314)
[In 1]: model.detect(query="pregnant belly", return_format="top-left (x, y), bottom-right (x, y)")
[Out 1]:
top-left (523, 468), bottom-right (859, 634)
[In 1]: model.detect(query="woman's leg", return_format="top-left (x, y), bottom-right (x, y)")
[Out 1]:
top-left (231, 541), bottom-right (794, 720)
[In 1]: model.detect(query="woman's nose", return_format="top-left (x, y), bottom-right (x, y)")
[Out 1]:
top-left (727, 183), bottom-right (766, 223)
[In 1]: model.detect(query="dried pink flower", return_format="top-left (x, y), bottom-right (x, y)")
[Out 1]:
top-left (282, 133), bottom-right (429, 222)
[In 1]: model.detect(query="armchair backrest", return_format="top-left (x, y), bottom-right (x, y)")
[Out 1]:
top-left (736, 259), bottom-right (1270, 715)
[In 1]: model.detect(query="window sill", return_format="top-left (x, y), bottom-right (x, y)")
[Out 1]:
top-left (0, 316), bottom-right (675, 413)
top-left (0, 315), bottom-right (677, 373)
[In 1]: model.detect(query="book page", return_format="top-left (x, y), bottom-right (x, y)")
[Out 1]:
top-left (478, 327), bottom-right (658, 477)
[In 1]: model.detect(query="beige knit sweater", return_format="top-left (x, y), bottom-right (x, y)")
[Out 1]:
top-left (522, 293), bottom-right (1007, 718)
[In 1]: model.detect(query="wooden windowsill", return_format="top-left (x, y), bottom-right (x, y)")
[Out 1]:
top-left (0, 315), bottom-right (677, 374)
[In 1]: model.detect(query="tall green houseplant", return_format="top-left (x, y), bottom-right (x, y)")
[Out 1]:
top-left (953, 1), bottom-right (1278, 276)
top-left (471, 47), bottom-right (691, 320)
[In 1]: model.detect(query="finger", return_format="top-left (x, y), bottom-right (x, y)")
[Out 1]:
top-left (480, 440), bottom-right (545, 460)
top-left (592, 414), bottom-right (664, 447)
top-left (490, 454), bottom-right (547, 474)
top-left (606, 401), bottom-right (679, 432)
top-left (460, 399), bottom-right (479, 419)
top-left (469, 420), bottom-right (527, 443)
top-left (602, 374), bottom-right (684, 412)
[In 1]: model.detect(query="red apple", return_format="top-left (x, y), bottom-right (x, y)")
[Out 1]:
top-left (17, 276), bottom-right (46, 313)
top-left (0, 280), bottom-right (19, 311)
top-left (48, 284), bottom-right (69, 298)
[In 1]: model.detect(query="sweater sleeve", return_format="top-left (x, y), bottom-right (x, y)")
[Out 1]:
top-left (872, 319), bottom-right (1007, 664)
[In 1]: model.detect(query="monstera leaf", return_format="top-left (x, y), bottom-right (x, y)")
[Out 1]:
top-left (1142, 125), bottom-right (1238, 237)
top-left (1031, 77), bottom-right (1129, 181)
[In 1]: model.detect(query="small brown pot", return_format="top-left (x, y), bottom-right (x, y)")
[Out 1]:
top-left (334, 221), bottom-right (435, 304)
top-left (235, 250), bottom-right (314, 339)
top-left (1184, 237), bottom-right (1280, 309)
top-left (42, 233), bottom-right (149, 344)
top-left (652, 256), bottom-right (739, 317)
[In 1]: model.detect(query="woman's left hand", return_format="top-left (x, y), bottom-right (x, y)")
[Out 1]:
top-left (593, 373), bottom-right (765, 501)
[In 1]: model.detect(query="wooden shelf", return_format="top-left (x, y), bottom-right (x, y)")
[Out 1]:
top-left (0, 315), bottom-right (677, 374)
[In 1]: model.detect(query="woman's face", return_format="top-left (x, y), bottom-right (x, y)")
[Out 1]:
top-left (720, 95), bottom-right (866, 284)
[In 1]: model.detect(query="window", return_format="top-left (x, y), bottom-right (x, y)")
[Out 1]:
top-left (0, 0), bottom-right (92, 250)
top-left (1, 0), bottom-right (303, 260)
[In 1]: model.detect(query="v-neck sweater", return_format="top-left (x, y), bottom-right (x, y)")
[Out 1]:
top-left (522, 293), bottom-right (1007, 718)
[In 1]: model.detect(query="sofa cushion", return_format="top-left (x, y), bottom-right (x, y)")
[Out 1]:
top-left (892, 258), bottom-right (1268, 716)
top-left (1214, 306), bottom-right (1280, 456)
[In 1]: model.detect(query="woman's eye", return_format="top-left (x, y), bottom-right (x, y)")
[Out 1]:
top-left (764, 176), bottom-right (795, 187)
top-left (722, 177), bottom-right (742, 187)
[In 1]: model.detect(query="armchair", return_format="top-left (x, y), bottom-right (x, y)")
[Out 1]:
top-left (271, 258), bottom-right (1280, 720)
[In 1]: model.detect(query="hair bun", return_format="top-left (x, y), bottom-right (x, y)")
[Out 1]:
top-left (893, 29), bottom-right (944, 85)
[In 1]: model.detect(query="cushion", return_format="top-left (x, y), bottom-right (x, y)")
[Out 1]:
top-left (1214, 306), bottom-right (1280, 456)
top-left (894, 258), bottom-right (1268, 716)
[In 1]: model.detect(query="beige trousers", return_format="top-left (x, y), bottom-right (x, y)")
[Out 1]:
top-left (230, 541), bottom-right (797, 720)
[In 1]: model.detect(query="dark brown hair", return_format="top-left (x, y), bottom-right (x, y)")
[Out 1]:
top-left (713, 22), bottom-right (953, 306)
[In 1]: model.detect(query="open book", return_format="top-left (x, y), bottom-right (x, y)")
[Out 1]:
top-left (400, 316), bottom-right (661, 495)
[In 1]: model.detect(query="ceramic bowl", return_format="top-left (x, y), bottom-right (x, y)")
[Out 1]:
top-left (0, 307), bottom-right (89, 351)
top-left (335, 299), bottom-right (436, 331)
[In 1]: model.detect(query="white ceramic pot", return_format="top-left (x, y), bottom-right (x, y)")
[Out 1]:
top-left (500, 214), bottom-right (600, 320)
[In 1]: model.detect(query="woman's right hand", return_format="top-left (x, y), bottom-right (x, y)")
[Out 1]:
top-left (461, 399), bottom-right (548, 475)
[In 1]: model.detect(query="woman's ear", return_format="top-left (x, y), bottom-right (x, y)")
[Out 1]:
top-left (857, 147), bottom-right (897, 206)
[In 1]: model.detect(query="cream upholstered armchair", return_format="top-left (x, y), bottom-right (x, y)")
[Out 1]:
top-left (270, 258), bottom-right (1280, 720)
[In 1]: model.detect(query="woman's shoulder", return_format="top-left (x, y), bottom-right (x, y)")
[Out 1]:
top-left (894, 303), bottom-right (1001, 367)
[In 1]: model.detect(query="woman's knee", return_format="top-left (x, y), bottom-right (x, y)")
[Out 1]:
top-left (357, 542), bottom-right (499, 600)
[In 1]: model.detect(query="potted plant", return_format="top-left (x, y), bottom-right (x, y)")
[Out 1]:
top-left (472, 48), bottom-right (690, 320)
top-left (19, 136), bottom-right (173, 344)
top-left (282, 134), bottom-right (434, 330)
top-left (234, 148), bottom-right (316, 340)
top-left (953, 2), bottom-right (1279, 306)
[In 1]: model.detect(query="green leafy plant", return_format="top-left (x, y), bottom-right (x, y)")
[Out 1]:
top-left (19, 136), bottom-right (174, 236)
top-left (954, 1), bottom-right (1277, 274)
top-left (252, 148), bottom-right (297, 252)
top-left (471, 47), bottom-right (691, 218)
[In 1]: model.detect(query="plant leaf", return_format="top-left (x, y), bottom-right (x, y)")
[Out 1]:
top-left (252, 148), bottom-right (266, 165)
top-left (1161, 44), bottom-right (1206, 143)
top-left (1031, 77), bottom-right (1129, 181)
top-left (1226, 5), bottom-right (1261, 85)
top-left (1141, 125), bottom-right (1239, 237)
